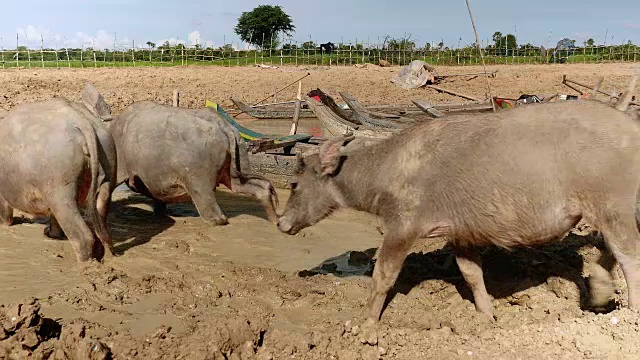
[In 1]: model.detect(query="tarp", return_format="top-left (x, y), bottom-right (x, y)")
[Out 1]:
top-left (391, 60), bottom-right (438, 89)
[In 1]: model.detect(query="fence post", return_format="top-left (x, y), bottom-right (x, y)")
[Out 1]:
top-left (92, 39), bottom-right (97, 68)
top-left (15, 33), bottom-right (19, 68)
top-left (64, 38), bottom-right (70, 68)
top-left (1, 37), bottom-right (4, 69)
top-left (54, 36), bottom-right (59, 68)
top-left (80, 45), bottom-right (84, 68)
top-left (40, 35), bottom-right (44, 68)
top-left (26, 35), bottom-right (31, 68)
top-left (132, 40), bottom-right (135, 66)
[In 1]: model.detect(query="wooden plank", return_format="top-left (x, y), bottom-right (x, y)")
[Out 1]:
top-left (412, 99), bottom-right (445, 118)
top-left (339, 92), bottom-right (406, 129)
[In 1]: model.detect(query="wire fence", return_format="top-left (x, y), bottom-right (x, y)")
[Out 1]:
top-left (1, 34), bottom-right (638, 69)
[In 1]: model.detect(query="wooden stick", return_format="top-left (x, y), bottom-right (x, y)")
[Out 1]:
top-left (290, 81), bottom-right (303, 135)
top-left (437, 70), bottom-right (498, 78)
top-left (562, 76), bottom-right (585, 95)
top-left (465, 0), bottom-right (496, 112)
top-left (173, 90), bottom-right (180, 107)
top-left (426, 84), bottom-right (481, 102)
top-left (254, 72), bottom-right (311, 106)
top-left (592, 77), bottom-right (604, 101)
top-left (564, 76), bottom-right (639, 105)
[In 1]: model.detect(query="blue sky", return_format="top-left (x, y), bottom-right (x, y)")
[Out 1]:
top-left (1, 0), bottom-right (638, 49)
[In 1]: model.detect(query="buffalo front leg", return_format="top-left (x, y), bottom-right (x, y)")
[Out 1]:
top-left (0, 196), bottom-right (13, 226)
top-left (47, 188), bottom-right (100, 262)
top-left (366, 229), bottom-right (416, 323)
top-left (44, 215), bottom-right (66, 239)
top-left (454, 247), bottom-right (494, 318)
top-left (185, 178), bottom-right (228, 226)
top-left (229, 175), bottom-right (279, 223)
top-left (597, 207), bottom-right (640, 309)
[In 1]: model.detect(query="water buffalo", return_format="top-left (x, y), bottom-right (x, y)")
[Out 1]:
top-left (277, 92), bottom-right (640, 324)
top-left (0, 84), bottom-right (117, 262)
top-left (106, 101), bottom-right (278, 226)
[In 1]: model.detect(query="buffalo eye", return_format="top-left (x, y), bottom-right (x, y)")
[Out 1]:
top-left (290, 182), bottom-right (298, 190)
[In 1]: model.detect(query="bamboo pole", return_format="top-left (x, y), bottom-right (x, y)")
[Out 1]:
top-left (465, 0), bottom-right (496, 112)
top-left (290, 81), bottom-right (303, 135)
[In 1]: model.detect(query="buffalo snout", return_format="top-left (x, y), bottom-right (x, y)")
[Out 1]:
top-left (277, 217), bottom-right (297, 235)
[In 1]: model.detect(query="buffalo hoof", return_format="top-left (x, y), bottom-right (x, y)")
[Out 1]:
top-left (44, 226), bottom-right (66, 240)
top-left (92, 240), bottom-right (105, 261)
top-left (212, 217), bottom-right (229, 226)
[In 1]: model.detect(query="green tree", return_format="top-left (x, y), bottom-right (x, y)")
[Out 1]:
top-left (146, 41), bottom-right (156, 49)
top-left (492, 31), bottom-right (517, 55)
top-left (234, 5), bottom-right (295, 49)
top-left (301, 41), bottom-right (316, 50)
top-left (586, 38), bottom-right (595, 47)
top-left (492, 32), bottom-right (503, 45)
top-left (219, 44), bottom-right (234, 52)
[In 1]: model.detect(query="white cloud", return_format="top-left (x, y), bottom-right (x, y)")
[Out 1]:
top-left (156, 37), bottom-right (186, 46)
top-left (73, 30), bottom-right (116, 49)
top-left (188, 30), bottom-right (201, 46)
top-left (10, 25), bottom-right (214, 50)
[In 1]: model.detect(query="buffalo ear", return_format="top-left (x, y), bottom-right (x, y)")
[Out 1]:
top-left (319, 135), bottom-right (353, 176)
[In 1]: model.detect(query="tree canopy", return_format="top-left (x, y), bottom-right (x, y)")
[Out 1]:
top-left (234, 5), bottom-right (295, 48)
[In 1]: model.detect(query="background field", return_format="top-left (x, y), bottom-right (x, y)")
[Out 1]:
top-left (1, 40), bottom-right (639, 69)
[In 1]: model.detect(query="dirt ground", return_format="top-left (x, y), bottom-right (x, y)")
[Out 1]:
top-left (1, 63), bottom-right (640, 359)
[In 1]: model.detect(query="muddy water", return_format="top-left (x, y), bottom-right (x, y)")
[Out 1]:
top-left (112, 187), bottom-right (382, 273)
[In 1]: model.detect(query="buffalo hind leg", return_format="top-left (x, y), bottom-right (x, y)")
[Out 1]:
top-left (96, 182), bottom-right (115, 256)
top-left (0, 197), bottom-right (13, 226)
top-left (596, 207), bottom-right (640, 309)
top-left (185, 178), bottom-right (228, 226)
top-left (366, 228), bottom-right (416, 323)
top-left (44, 215), bottom-right (66, 239)
top-left (47, 187), bottom-right (100, 262)
top-left (229, 175), bottom-right (278, 223)
top-left (454, 247), bottom-right (494, 318)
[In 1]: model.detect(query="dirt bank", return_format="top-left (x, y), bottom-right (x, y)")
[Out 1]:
top-left (1, 63), bottom-right (639, 359)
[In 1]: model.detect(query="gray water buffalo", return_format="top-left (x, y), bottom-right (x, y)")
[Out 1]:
top-left (277, 91), bottom-right (640, 324)
top-left (0, 84), bottom-right (117, 262)
top-left (107, 101), bottom-right (278, 225)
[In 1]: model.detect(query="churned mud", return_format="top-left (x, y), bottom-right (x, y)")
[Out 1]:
top-left (1, 63), bottom-right (640, 359)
